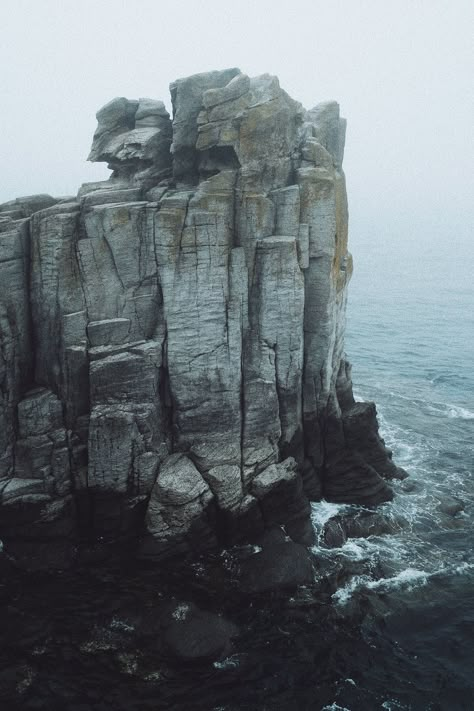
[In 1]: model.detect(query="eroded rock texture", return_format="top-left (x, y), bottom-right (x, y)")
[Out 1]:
top-left (0, 69), bottom-right (406, 569)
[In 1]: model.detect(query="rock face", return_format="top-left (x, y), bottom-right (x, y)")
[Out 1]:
top-left (0, 69), bottom-right (406, 569)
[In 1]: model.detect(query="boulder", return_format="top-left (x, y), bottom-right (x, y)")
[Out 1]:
top-left (140, 454), bottom-right (217, 560)
top-left (239, 541), bottom-right (313, 594)
top-left (322, 511), bottom-right (405, 548)
top-left (161, 602), bottom-right (239, 663)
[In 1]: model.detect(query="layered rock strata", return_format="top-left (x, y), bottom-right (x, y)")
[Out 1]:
top-left (0, 69), bottom-right (406, 569)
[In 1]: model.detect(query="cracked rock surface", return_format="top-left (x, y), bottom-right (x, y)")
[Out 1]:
top-left (0, 68), bottom-right (406, 570)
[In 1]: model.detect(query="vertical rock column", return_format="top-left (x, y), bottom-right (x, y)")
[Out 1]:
top-left (0, 218), bottom-right (31, 478)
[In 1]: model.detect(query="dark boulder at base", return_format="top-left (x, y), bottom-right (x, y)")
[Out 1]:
top-left (160, 602), bottom-right (239, 663)
top-left (321, 510), bottom-right (406, 548)
top-left (239, 541), bottom-right (313, 594)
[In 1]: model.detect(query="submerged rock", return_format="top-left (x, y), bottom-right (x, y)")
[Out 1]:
top-left (161, 602), bottom-right (239, 663)
top-left (239, 541), bottom-right (313, 593)
top-left (438, 496), bottom-right (464, 516)
top-left (0, 68), bottom-right (405, 570)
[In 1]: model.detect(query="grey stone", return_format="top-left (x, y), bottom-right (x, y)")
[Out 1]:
top-left (17, 389), bottom-right (63, 438)
top-left (271, 186), bottom-right (300, 237)
top-left (322, 511), bottom-right (405, 548)
top-left (1, 477), bottom-right (46, 503)
top-left (0, 68), bottom-right (406, 569)
top-left (81, 188), bottom-right (143, 207)
top-left (251, 459), bottom-right (313, 544)
top-left (88, 96), bottom-right (172, 187)
top-left (135, 98), bottom-right (169, 126)
top-left (87, 318), bottom-right (131, 347)
top-left (170, 68), bottom-right (241, 180)
top-left (155, 453), bottom-right (209, 506)
top-left (306, 101), bottom-right (346, 168)
top-left (203, 465), bottom-right (243, 510)
top-left (141, 454), bottom-right (217, 559)
top-left (0, 194), bottom-right (57, 217)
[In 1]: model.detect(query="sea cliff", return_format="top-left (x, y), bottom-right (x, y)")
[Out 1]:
top-left (0, 69), bottom-right (405, 570)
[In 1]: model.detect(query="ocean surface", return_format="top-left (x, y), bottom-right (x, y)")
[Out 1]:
top-left (1, 234), bottom-right (472, 710)
top-left (333, 233), bottom-right (474, 709)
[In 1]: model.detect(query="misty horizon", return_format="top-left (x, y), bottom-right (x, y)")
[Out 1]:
top-left (2, 0), bottom-right (473, 251)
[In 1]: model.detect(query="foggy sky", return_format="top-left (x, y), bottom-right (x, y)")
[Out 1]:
top-left (2, 0), bottom-right (473, 249)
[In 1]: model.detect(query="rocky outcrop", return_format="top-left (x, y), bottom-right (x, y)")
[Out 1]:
top-left (0, 68), bottom-right (406, 570)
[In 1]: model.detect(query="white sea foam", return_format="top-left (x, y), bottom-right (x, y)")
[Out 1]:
top-left (382, 700), bottom-right (409, 710)
top-left (452, 562), bottom-right (474, 575)
top-left (332, 568), bottom-right (429, 605)
top-left (213, 655), bottom-right (241, 670)
top-left (446, 404), bottom-right (474, 419)
top-left (367, 568), bottom-right (429, 591)
top-left (172, 603), bottom-right (191, 621)
top-left (310, 501), bottom-right (347, 529)
top-left (109, 617), bottom-right (135, 634)
top-left (331, 575), bottom-right (373, 605)
top-left (339, 540), bottom-right (369, 560)
top-left (313, 379), bottom-right (473, 617)
top-left (321, 704), bottom-right (352, 711)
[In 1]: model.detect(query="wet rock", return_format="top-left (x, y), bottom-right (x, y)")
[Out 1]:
top-left (251, 458), bottom-right (314, 544)
top-left (256, 525), bottom-right (288, 547)
top-left (239, 541), bottom-right (313, 593)
top-left (322, 518), bottom-right (348, 548)
top-left (322, 511), bottom-right (405, 548)
top-left (161, 601), bottom-right (239, 663)
top-left (400, 479), bottom-right (419, 493)
top-left (342, 402), bottom-right (408, 481)
top-left (324, 450), bottom-right (394, 506)
top-left (438, 497), bottom-right (464, 516)
top-left (0, 540), bottom-right (15, 580)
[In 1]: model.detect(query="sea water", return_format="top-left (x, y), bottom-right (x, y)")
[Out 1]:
top-left (327, 231), bottom-right (474, 709)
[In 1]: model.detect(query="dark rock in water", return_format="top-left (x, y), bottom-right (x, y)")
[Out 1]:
top-left (0, 541), bottom-right (15, 580)
top-left (322, 518), bottom-right (348, 548)
top-left (239, 542), bottom-right (313, 593)
top-left (322, 511), bottom-right (405, 548)
top-left (324, 449), bottom-right (394, 506)
top-left (438, 497), bottom-right (464, 516)
top-left (342, 402), bottom-right (408, 480)
top-left (161, 602), bottom-right (239, 663)
top-left (400, 479), bottom-right (419, 493)
top-left (0, 67), bottom-right (406, 570)
top-left (257, 525), bottom-right (288, 547)
top-left (251, 458), bottom-right (314, 545)
top-left (343, 511), bottom-right (405, 538)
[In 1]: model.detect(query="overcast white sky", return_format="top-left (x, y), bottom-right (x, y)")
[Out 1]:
top-left (1, 0), bottom-right (472, 249)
